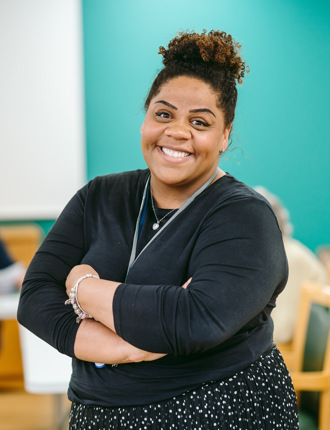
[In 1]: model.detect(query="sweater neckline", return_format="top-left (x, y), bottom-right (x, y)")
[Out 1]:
top-left (126, 170), bottom-right (218, 280)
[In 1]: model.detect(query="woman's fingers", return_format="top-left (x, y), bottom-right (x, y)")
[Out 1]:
top-left (182, 277), bottom-right (192, 289)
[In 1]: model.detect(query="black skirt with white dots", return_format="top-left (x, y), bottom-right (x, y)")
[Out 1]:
top-left (69, 346), bottom-right (299, 430)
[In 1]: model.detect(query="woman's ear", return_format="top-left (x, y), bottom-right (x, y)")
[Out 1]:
top-left (221, 124), bottom-right (231, 152)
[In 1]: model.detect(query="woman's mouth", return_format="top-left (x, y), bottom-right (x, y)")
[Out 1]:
top-left (160, 147), bottom-right (191, 158)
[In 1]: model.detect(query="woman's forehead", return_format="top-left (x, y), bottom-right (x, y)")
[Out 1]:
top-left (151, 76), bottom-right (219, 110)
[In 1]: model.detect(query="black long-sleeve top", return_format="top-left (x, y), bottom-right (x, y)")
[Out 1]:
top-left (17, 170), bottom-right (288, 406)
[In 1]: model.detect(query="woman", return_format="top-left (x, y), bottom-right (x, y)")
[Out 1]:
top-left (18, 30), bottom-right (299, 429)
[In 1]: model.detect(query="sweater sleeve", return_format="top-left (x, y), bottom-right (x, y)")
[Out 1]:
top-left (17, 185), bottom-right (89, 357)
top-left (113, 198), bottom-right (288, 355)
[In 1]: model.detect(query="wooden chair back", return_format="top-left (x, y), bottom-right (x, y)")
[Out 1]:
top-left (289, 281), bottom-right (330, 430)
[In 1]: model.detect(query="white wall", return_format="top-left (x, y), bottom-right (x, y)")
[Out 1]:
top-left (0, 0), bottom-right (86, 219)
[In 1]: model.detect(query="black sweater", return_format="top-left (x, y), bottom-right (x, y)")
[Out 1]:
top-left (18, 170), bottom-right (288, 406)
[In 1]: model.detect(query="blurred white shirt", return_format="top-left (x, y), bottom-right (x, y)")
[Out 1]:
top-left (272, 237), bottom-right (327, 344)
top-left (0, 262), bottom-right (25, 294)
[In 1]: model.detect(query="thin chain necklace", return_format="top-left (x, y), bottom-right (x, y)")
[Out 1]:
top-left (126, 170), bottom-right (218, 277)
top-left (150, 187), bottom-right (187, 231)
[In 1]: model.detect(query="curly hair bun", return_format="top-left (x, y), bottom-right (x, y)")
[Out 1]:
top-left (159, 30), bottom-right (247, 84)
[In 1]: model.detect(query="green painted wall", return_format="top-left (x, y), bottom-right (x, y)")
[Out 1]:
top-left (3, 1), bottom-right (328, 251)
top-left (82, 0), bottom-right (330, 252)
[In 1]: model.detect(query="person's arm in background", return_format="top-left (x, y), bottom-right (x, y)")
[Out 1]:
top-left (0, 239), bottom-right (25, 293)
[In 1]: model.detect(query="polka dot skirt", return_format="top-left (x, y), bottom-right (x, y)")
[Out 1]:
top-left (69, 346), bottom-right (299, 429)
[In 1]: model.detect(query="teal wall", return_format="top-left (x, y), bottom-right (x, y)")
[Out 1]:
top-left (82, 0), bottom-right (330, 252)
top-left (3, 1), bottom-right (328, 251)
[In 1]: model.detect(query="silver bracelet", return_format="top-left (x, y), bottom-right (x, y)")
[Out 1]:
top-left (65, 273), bottom-right (99, 323)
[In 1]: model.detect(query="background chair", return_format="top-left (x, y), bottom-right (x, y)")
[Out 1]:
top-left (0, 224), bottom-right (72, 428)
top-left (278, 281), bottom-right (330, 430)
top-left (19, 325), bottom-right (72, 429)
top-left (0, 224), bottom-right (42, 389)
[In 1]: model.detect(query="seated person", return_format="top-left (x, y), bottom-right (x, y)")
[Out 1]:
top-left (255, 186), bottom-right (327, 344)
top-left (0, 239), bottom-right (25, 294)
top-left (316, 245), bottom-right (330, 282)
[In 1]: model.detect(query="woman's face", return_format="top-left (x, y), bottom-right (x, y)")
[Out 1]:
top-left (141, 76), bottom-right (231, 195)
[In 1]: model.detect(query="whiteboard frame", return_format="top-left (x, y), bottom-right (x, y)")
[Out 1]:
top-left (0, 0), bottom-right (86, 220)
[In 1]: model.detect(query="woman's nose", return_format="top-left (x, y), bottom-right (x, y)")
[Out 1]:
top-left (164, 123), bottom-right (191, 140)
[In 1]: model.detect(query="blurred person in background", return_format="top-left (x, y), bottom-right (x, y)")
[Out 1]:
top-left (255, 186), bottom-right (327, 344)
top-left (0, 238), bottom-right (25, 294)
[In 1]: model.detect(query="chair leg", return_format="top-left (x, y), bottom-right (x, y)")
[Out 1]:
top-left (319, 391), bottom-right (330, 430)
top-left (53, 393), bottom-right (70, 430)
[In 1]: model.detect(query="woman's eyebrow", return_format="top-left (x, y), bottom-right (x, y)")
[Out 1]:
top-left (154, 101), bottom-right (216, 118)
top-left (154, 100), bottom-right (177, 110)
top-left (189, 108), bottom-right (216, 118)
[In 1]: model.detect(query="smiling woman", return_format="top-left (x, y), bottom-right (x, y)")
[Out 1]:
top-left (141, 76), bottom-right (231, 206)
top-left (18, 30), bottom-right (299, 429)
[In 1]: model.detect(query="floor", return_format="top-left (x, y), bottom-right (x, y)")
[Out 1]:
top-left (0, 389), bottom-right (71, 430)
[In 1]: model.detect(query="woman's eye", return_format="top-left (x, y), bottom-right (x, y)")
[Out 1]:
top-left (191, 119), bottom-right (210, 127)
top-left (155, 111), bottom-right (171, 119)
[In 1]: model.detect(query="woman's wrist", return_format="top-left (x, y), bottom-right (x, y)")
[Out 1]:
top-left (79, 278), bottom-right (120, 332)
top-left (65, 264), bottom-right (120, 331)
top-left (65, 273), bottom-right (100, 323)
top-left (66, 264), bottom-right (99, 293)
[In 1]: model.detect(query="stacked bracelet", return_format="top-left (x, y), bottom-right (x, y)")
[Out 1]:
top-left (65, 273), bottom-right (99, 323)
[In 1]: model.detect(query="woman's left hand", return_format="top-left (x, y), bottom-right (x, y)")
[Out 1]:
top-left (65, 264), bottom-right (99, 297)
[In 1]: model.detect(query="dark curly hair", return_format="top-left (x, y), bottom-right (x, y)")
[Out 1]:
top-left (144, 30), bottom-right (248, 128)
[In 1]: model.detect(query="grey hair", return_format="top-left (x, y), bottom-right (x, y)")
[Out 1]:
top-left (254, 186), bottom-right (293, 238)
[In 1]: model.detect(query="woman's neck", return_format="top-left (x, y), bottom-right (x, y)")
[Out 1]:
top-left (150, 168), bottom-right (225, 209)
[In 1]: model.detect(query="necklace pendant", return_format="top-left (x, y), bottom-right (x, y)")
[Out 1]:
top-left (152, 222), bottom-right (160, 230)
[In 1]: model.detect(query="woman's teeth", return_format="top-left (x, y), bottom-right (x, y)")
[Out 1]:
top-left (161, 147), bottom-right (190, 158)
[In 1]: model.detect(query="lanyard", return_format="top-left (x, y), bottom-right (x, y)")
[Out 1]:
top-left (125, 170), bottom-right (218, 280)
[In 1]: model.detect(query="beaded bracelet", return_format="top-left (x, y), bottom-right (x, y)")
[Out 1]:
top-left (65, 273), bottom-right (99, 323)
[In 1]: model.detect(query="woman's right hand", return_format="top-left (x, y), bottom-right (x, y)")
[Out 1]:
top-left (182, 277), bottom-right (192, 289)
top-left (125, 342), bottom-right (166, 362)
top-left (141, 351), bottom-right (167, 362)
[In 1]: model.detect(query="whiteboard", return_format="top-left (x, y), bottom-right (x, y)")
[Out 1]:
top-left (0, 0), bottom-right (86, 220)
